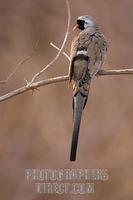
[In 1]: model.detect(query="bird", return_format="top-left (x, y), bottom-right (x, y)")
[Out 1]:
top-left (69, 15), bottom-right (108, 161)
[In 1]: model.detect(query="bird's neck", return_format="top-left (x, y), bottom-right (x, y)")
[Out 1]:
top-left (84, 26), bottom-right (100, 34)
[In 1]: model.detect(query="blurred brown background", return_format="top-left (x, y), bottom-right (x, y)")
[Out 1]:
top-left (0, 0), bottom-right (133, 199)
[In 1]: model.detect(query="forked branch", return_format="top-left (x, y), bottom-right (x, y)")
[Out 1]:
top-left (0, 0), bottom-right (133, 103)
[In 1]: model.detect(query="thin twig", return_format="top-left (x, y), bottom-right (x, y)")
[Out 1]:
top-left (50, 42), bottom-right (70, 61)
top-left (0, 41), bottom-right (39, 84)
top-left (1, 68), bottom-right (133, 102)
top-left (28, 0), bottom-right (71, 85)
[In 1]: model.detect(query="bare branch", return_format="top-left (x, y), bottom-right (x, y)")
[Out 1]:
top-left (0, 75), bottom-right (68, 102)
top-left (0, 41), bottom-right (39, 84)
top-left (99, 68), bottom-right (133, 75)
top-left (1, 68), bottom-right (133, 102)
top-left (28, 0), bottom-right (71, 85)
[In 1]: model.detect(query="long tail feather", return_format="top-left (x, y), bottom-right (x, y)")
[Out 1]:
top-left (70, 92), bottom-right (86, 161)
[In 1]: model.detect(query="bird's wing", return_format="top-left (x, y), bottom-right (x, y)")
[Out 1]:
top-left (68, 36), bottom-right (79, 82)
top-left (68, 31), bottom-right (93, 82)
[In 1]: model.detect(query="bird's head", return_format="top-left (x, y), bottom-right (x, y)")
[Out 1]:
top-left (73, 15), bottom-right (98, 31)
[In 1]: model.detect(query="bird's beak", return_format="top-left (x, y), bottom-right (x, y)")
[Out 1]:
top-left (72, 24), bottom-right (78, 31)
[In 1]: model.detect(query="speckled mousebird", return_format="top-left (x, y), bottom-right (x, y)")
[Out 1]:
top-left (69, 15), bottom-right (108, 161)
